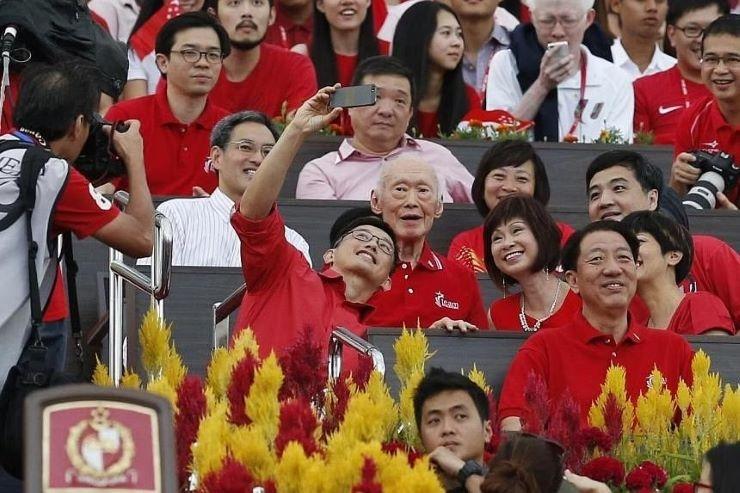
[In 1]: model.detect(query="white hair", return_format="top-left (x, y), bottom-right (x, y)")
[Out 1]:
top-left (525, 0), bottom-right (595, 14)
top-left (373, 157), bottom-right (441, 202)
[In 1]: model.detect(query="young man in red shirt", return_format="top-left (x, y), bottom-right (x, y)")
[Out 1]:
top-left (263, 0), bottom-right (313, 51)
top-left (498, 221), bottom-right (694, 430)
top-left (231, 87), bottom-right (396, 359)
top-left (105, 12), bottom-right (231, 196)
top-left (586, 150), bottom-right (740, 329)
top-left (633, 0), bottom-right (728, 145)
top-left (670, 14), bottom-right (740, 209)
top-left (208, 0), bottom-right (318, 118)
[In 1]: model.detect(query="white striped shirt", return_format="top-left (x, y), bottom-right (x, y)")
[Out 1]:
top-left (138, 188), bottom-right (311, 267)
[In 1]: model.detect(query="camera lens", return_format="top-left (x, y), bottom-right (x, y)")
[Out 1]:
top-left (682, 171), bottom-right (725, 210)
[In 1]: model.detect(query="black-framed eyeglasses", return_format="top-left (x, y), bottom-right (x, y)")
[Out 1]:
top-left (674, 25), bottom-right (705, 38)
top-left (701, 54), bottom-right (740, 69)
top-left (170, 49), bottom-right (224, 64)
top-left (338, 229), bottom-right (395, 256)
top-left (227, 140), bottom-right (274, 158)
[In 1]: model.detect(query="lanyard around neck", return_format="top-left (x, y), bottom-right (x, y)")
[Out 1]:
top-left (565, 53), bottom-right (588, 140)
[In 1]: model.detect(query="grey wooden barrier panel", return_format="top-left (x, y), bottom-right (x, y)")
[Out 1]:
top-left (282, 136), bottom-right (675, 206)
top-left (366, 329), bottom-right (740, 397)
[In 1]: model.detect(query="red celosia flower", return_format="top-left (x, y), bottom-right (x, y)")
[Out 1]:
top-left (382, 440), bottom-right (423, 466)
top-left (672, 483), bottom-right (694, 493)
top-left (547, 391), bottom-right (583, 471)
top-left (322, 375), bottom-right (352, 438)
top-left (175, 375), bottom-right (207, 489)
top-left (602, 393), bottom-right (625, 445)
top-left (275, 398), bottom-right (320, 457)
top-left (580, 456), bottom-right (625, 486)
top-left (200, 457), bottom-right (256, 492)
top-left (279, 327), bottom-right (328, 408)
top-left (352, 356), bottom-right (374, 391)
top-left (626, 461), bottom-right (668, 491)
top-left (523, 371), bottom-right (550, 435)
top-left (577, 427), bottom-right (613, 454)
top-left (226, 353), bottom-right (259, 425)
top-left (485, 391), bottom-right (500, 455)
top-left (351, 457), bottom-right (383, 493)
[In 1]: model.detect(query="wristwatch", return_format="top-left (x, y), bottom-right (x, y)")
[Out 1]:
top-left (457, 460), bottom-right (484, 486)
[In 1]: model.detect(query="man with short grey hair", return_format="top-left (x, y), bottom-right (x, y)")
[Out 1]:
top-left (141, 111), bottom-right (311, 267)
top-left (485, 0), bottom-right (634, 142)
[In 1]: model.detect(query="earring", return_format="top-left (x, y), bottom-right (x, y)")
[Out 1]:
top-left (545, 268), bottom-right (550, 281)
top-left (502, 278), bottom-right (507, 298)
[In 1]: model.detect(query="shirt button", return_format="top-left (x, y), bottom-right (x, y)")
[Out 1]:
top-left (605, 339), bottom-right (611, 344)
top-left (402, 264), bottom-right (408, 269)
top-left (180, 127), bottom-right (186, 133)
top-left (183, 147), bottom-right (188, 151)
top-left (408, 288), bottom-right (414, 294)
top-left (404, 274), bottom-right (409, 280)
top-left (612, 352), bottom-right (617, 357)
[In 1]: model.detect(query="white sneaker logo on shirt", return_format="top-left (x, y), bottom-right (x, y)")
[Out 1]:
top-left (434, 292), bottom-right (460, 310)
top-left (657, 105), bottom-right (682, 115)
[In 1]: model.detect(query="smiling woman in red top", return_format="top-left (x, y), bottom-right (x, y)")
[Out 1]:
top-left (392, 1), bottom-right (481, 138)
top-left (622, 210), bottom-right (735, 336)
top-left (484, 196), bottom-right (581, 331)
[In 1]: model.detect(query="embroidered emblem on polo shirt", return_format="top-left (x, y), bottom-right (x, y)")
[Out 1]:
top-left (434, 291), bottom-right (460, 310)
top-left (645, 373), bottom-right (667, 390)
top-left (700, 140), bottom-right (719, 151)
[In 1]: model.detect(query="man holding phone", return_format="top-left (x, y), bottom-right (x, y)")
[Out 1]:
top-left (484, 0), bottom-right (633, 142)
top-left (296, 56), bottom-right (474, 202)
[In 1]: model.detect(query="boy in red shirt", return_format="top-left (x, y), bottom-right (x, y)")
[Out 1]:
top-left (670, 14), bottom-right (740, 209)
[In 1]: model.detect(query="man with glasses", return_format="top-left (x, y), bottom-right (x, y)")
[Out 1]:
top-left (105, 12), bottom-right (231, 195)
top-left (670, 14), bottom-right (740, 209)
top-left (484, 0), bottom-right (633, 142)
top-left (230, 87), bottom-right (397, 362)
top-left (634, 0), bottom-right (729, 145)
top-left (139, 111), bottom-right (311, 267)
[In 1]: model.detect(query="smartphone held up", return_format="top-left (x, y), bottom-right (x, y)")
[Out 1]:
top-left (329, 84), bottom-right (378, 109)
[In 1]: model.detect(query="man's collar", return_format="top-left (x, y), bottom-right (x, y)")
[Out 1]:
top-left (571, 310), bottom-right (643, 345)
top-left (611, 38), bottom-right (671, 72)
top-left (208, 187), bottom-right (236, 221)
top-left (318, 267), bottom-right (377, 318)
top-left (154, 81), bottom-right (222, 128)
top-left (336, 134), bottom-right (420, 163)
top-left (400, 241), bottom-right (443, 271)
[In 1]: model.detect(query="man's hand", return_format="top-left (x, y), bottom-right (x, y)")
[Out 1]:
top-left (109, 119), bottom-right (144, 169)
top-left (288, 85), bottom-right (343, 136)
top-left (669, 152), bottom-right (700, 195)
top-left (429, 317), bottom-right (479, 333)
top-left (716, 191), bottom-right (738, 210)
top-left (536, 48), bottom-right (576, 92)
top-left (428, 446), bottom-right (466, 478)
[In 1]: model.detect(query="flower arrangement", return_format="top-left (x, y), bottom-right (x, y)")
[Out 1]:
top-left (443, 109), bottom-right (533, 141)
top-left (95, 312), bottom-right (739, 492)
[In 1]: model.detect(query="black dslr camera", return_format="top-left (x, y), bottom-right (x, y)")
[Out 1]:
top-left (74, 114), bottom-right (129, 186)
top-left (681, 150), bottom-right (739, 210)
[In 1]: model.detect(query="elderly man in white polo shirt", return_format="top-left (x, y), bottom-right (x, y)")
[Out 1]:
top-left (140, 111), bottom-right (311, 267)
top-left (484, 0), bottom-right (633, 143)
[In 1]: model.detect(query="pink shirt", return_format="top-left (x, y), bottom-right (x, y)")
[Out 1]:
top-left (295, 135), bottom-right (474, 203)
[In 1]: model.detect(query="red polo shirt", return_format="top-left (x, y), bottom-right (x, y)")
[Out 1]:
top-left (490, 289), bottom-right (582, 332)
top-left (498, 311), bottom-right (695, 427)
top-left (673, 96), bottom-right (740, 207)
top-left (364, 242), bottom-right (488, 329)
top-left (209, 43), bottom-right (318, 118)
top-left (416, 85), bottom-right (482, 138)
top-left (264, 8), bottom-right (313, 50)
top-left (633, 66), bottom-right (709, 145)
top-left (105, 84), bottom-right (225, 195)
top-left (230, 206), bottom-right (374, 360)
top-left (666, 292), bottom-right (734, 335)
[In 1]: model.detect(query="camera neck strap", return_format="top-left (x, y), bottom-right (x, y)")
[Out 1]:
top-left (61, 232), bottom-right (84, 368)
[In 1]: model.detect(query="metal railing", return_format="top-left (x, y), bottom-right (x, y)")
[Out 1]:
top-left (212, 282), bottom-right (246, 349)
top-left (328, 327), bottom-right (385, 382)
top-left (108, 191), bottom-right (173, 384)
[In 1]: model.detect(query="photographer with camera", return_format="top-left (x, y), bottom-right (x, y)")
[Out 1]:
top-left (670, 14), bottom-right (740, 210)
top-left (0, 61), bottom-right (154, 393)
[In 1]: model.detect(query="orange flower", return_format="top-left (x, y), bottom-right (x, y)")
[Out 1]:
top-left (468, 119), bottom-right (483, 128)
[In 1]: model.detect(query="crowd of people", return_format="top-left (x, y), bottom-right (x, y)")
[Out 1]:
top-left (0, 0), bottom-right (739, 489)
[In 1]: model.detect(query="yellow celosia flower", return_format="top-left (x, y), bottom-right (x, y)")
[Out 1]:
top-left (120, 368), bottom-right (141, 389)
top-left (327, 393), bottom-right (393, 458)
top-left (138, 308), bottom-right (172, 378)
top-left (274, 442), bottom-right (323, 493)
top-left (91, 356), bottom-right (113, 386)
top-left (397, 369), bottom-right (424, 447)
top-left (147, 377), bottom-right (178, 414)
top-left (246, 353), bottom-right (284, 444)
top-left (467, 364), bottom-right (491, 395)
top-left (206, 347), bottom-right (232, 400)
top-left (204, 386), bottom-right (218, 414)
top-left (162, 347), bottom-right (186, 389)
top-left (364, 371), bottom-right (400, 440)
top-left (230, 328), bottom-right (260, 361)
top-left (229, 425), bottom-right (277, 482)
top-left (192, 401), bottom-right (230, 480)
top-left (393, 328), bottom-right (435, 385)
top-left (380, 453), bottom-right (444, 493)
top-left (676, 379), bottom-right (691, 414)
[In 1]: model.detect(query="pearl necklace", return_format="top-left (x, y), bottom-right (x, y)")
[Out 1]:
top-left (519, 281), bottom-right (562, 332)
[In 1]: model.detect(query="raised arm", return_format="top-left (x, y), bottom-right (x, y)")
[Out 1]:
top-left (239, 86), bottom-right (342, 220)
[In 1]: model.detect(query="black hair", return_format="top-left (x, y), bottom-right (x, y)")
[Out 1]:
top-left (561, 220), bottom-right (640, 273)
top-left (155, 11), bottom-right (231, 58)
top-left (622, 211), bottom-right (694, 284)
top-left (204, 0), bottom-right (275, 12)
top-left (585, 150), bottom-right (664, 198)
top-left (211, 110), bottom-right (279, 147)
top-left (705, 441), bottom-right (740, 493)
top-left (413, 367), bottom-right (489, 430)
top-left (483, 196), bottom-right (562, 288)
top-left (702, 14), bottom-right (740, 54)
top-left (392, 1), bottom-right (469, 136)
top-left (666, 0), bottom-right (729, 26)
top-left (472, 140), bottom-right (551, 218)
top-left (351, 56), bottom-right (417, 104)
top-left (330, 206), bottom-right (377, 245)
top-left (310, 0), bottom-right (379, 88)
top-left (481, 433), bottom-right (565, 493)
top-left (14, 61), bottom-right (100, 142)
top-left (331, 214), bottom-right (399, 268)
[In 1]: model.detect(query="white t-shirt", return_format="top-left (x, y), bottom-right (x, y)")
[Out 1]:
top-left (138, 188), bottom-right (312, 267)
top-left (127, 48), bottom-right (161, 95)
top-left (485, 45), bottom-right (634, 142)
top-left (611, 38), bottom-right (676, 82)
